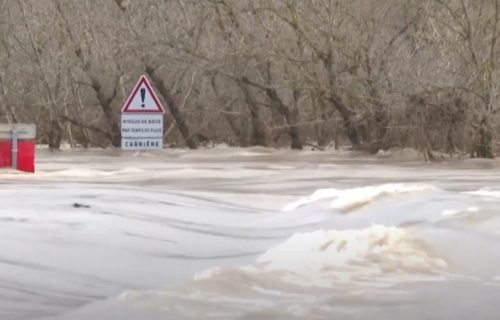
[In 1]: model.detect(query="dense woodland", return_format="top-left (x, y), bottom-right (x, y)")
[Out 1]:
top-left (0, 0), bottom-right (499, 158)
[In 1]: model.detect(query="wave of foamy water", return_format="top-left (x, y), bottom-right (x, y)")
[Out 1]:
top-left (80, 225), bottom-right (451, 320)
top-left (282, 183), bottom-right (438, 212)
top-left (59, 182), bottom-right (500, 320)
top-left (24, 181), bottom-right (500, 320)
top-left (464, 189), bottom-right (500, 198)
top-left (195, 225), bottom-right (449, 287)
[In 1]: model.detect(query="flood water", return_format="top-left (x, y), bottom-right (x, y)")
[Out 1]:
top-left (1, 147), bottom-right (500, 320)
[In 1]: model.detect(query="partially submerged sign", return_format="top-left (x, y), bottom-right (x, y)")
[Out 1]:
top-left (121, 75), bottom-right (165, 150)
top-left (0, 124), bottom-right (36, 172)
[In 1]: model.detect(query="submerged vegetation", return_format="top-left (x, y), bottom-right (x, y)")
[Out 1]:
top-left (0, 0), bottom-right (499, 158)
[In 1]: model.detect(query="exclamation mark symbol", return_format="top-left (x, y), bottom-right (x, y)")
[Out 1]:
top-left (140, 88), bottom-right (146, 108)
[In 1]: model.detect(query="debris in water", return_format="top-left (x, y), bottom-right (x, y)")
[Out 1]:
top-left (72, 203), bottom-right (90, 209)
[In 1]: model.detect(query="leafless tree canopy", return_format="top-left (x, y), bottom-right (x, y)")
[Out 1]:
top-left (1, 0), bottom-right (499, 157)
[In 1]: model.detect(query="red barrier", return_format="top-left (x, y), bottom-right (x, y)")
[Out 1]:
top-left (0, 140), bottom-right (10, 168)
top-left (0, 140), bottom-right (35, 172)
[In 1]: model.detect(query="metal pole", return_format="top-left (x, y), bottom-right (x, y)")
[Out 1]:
top-left (11, 129), bottom-right (18, 170)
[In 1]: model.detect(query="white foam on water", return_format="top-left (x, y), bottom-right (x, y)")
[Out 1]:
top-left (282, 188), bottom-right (339, 212)
top-left (442, 207), bottom-right (479, 216)
top-left (98, 225), bottom-right (449, 320)
top-left (464, 189), bottom-right (500, 198)
top-left (283, 183), bottom-right (438, 212)
top-left (442, 209), bottom-right (460, 216)
top-left (330, 184), bottom-right (438, 211)
top-left (193, 225), bottom-right (448, 288)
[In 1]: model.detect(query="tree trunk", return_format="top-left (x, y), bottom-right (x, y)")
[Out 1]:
top-left (251, 59), bottom-right (303, 149)
top-left (324, 53), bottom-right (361, 149)
top-left (328, 93), bottom-right (361, 149)
top-left (266, 87), bottom-right (302, 149)
top-left (246, 77), bottom-right (302, 150)
top-left (473, 127), bottom-right (495, 158)
top-left (224, 110), bottom-right (247, 147)
top-left (88, 76), bottom-right (121, 147)
top-left (210, 76), bottom-right (247, 146)
top-left (372, 105), bottom-right (389, 152)
top-left (289, 89), bottom-right (303, 150)
top-left (48, 119), bottom-right (63, 149)
top-left (238, 82), bottom-right (268, 147)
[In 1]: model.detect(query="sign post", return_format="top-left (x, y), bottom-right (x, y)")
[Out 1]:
top-left (121, 75), bottom-right (165, 150)
top-left (11, 128), bottom-right (19, 169)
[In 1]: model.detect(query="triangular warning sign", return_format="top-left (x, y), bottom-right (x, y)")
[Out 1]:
top-left (122, 75), bottom-right (165, 113)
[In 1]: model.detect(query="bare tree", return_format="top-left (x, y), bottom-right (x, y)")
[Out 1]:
top-left (0, 0), bottom-right (498, 157)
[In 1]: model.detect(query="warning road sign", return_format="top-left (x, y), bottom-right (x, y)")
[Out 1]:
top-left (122, 75), bottom-right (165, 113)
top-left (121, 75), bottom-right (165, 150)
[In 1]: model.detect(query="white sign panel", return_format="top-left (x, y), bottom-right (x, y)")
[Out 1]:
top-left (121, 138), bottom-right (163, 150)
top-left (121, 114), bottom-right (163, 138)
top-left (121, 75), bottom-right (165, 150)
top-left (0, 124), bottom-right (36, 139)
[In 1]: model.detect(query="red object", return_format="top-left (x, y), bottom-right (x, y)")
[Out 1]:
top-left (0, 140), bottom-right (35, 172)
